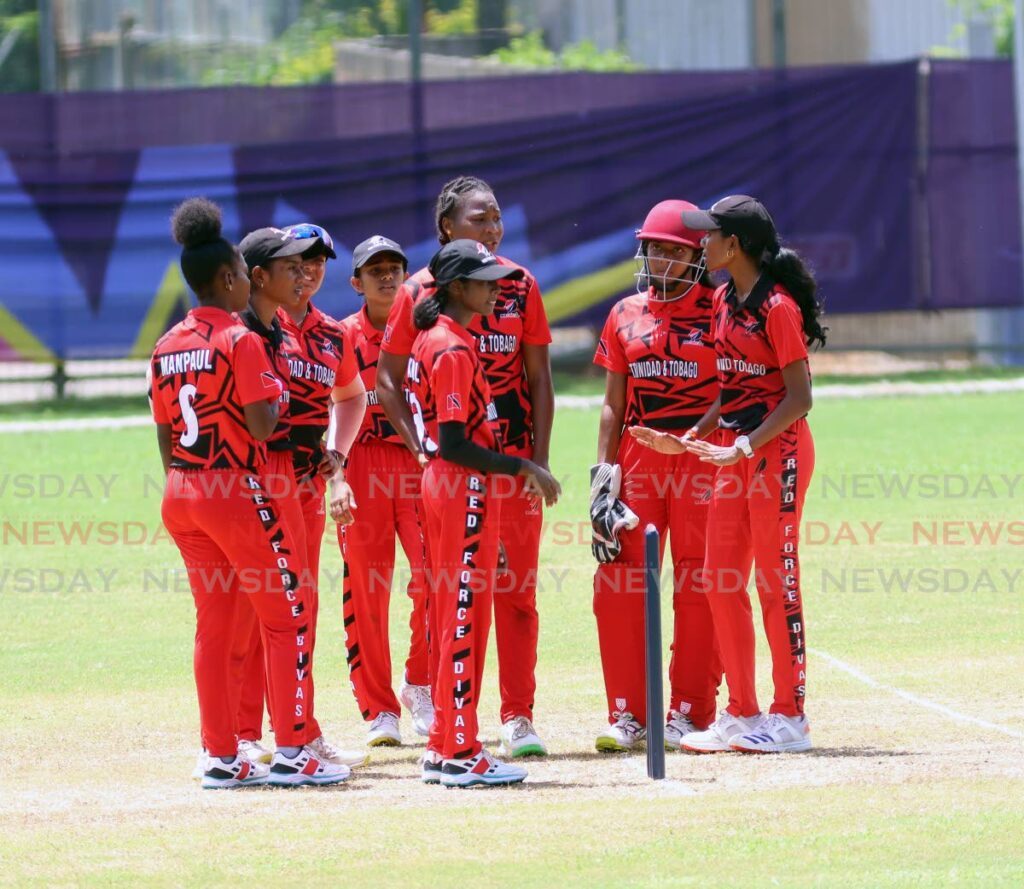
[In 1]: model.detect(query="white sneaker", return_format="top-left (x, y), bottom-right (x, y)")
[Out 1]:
top-left (498, 716), bottom-right (548, 757)
top-left (440, 749), bottom-right (527, 788)
top-left (420, 749), bottom-right (443, 784)
top-left (730, 713), bottom-right (812, 753)
top-left (399, 678), bottom-right (435, 737)
top-left (307, 734), bottom-right (368, 768)
top-left (191, 750), bottom-right (207, 781)
top-left (595, 713), bottom-right (646, 752)
top-left (366, 711), bottom-right (402, 747)
top-left (267, 747), bottom-right (350, 787)
top-left (681, 709), bottom-right (764, 753)
top-left (201, 755), bottom-right (269, 790)
top-left (664, 710), bottom-right (698, 750)
top-left (237, 738), bottom-right (272, 765)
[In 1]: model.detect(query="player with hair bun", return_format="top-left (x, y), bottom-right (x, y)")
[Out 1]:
top-left (591, 200), bottom-right (723, 753)
top-left (407, 239), bottom-right (560, 787)
top-left (151, 198), bottom-right (348, 788)
top-left (634, 195), bottom-right (825, 754)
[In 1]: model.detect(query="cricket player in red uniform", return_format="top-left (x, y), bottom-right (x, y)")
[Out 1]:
top-left (633, 195), bottom-right (826, 753)
top-left (591, 201), bottom-right (723, 752)
top-left (408, 239), bottom-right (560, 787)
top-left (337, 235), bottom-right (434, 747)
top-left (275, 223), bottom-right (367, 766)
top-left (151, 198), bottom-right (348, 788)
top-left (376, 177), bottom-right (555, 758)
top-left (228, 226), bottom-right (367, 771)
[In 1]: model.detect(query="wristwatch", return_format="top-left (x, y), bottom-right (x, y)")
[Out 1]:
top-left (734, 435), bottom-right (754, 458)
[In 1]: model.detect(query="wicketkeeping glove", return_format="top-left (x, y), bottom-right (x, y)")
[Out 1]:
top-left (590, 463), bottom-right (639, 564)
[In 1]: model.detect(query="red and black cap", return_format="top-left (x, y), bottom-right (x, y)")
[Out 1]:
top-left (239, 227), bottom-right (320, 270)
top-left (429, 239), bottom-right (524, 287)
top-left (351, 235), bottom-right (407, 274)
top-left (681, 195), bottom-right (778, 247)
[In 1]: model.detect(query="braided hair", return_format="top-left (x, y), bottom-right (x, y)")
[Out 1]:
top-left (435, 175), bottom-right (494, 244)
top-left (170, 197), bottom-right (237, 297)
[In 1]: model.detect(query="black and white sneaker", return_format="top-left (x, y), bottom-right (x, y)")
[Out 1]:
top-left (440, 749), bottom-right (527, 788)
top-left (201, 755), bottom-right (269, 790)
top-left (267, 747), bottom-right (351, 787)
top-left (420, 750), bottom-right (443, 785)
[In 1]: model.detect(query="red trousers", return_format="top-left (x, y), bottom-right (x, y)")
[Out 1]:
top-left (162, 468), bottom-right (312, 757)
top-left (231, 451), bottom-right (322, 743)
top-left (593, 434), bottom-right (722, 728)
top-left (338, 440), bottom-right (429, 720)
top-left (493, 473), bottom-right (543, 722)
top-left (703, 420), bottom-right (814, 718)
top-left (422, 461), bottom-right (500, 760)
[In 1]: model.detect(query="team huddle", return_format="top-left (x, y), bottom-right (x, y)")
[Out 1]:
top-left (148, 176), bottom-right (826, 790)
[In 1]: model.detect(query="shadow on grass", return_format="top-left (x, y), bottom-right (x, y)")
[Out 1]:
top-left (806, 746), bottom-right (917, 758)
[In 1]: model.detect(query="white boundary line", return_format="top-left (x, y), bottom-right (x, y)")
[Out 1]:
top-left (811, 647), bottom-right (1024, 740)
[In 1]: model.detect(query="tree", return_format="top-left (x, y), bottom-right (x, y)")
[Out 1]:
top-left (0, 0), bottom-right (39, 92)
top-left (952, 0), bottom-right (1013, 56)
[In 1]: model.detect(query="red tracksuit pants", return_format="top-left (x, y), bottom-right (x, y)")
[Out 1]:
top-left (593, 434), bottom-right (722, 729)
top-left (493, 472), bottom-right (543, 723)
top-left (162, 468), bottom-right (312, 757)
top-left (703, 420), bottom-right (814, 718)
top-left (231, 451), bottom-right (322, 743)
top-left (338, 440), bottom-right (429, 721)
top-left (422, 461), bottom-right (500, 760)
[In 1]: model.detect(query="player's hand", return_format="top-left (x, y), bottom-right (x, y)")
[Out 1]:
top-left (318, 448), bottom-right (343, 479)
top-left (416, 451), bottom-right (429, 470)
top-left (628, 426), bottom-right (689, 454)
top-left (497, 539), bottom-right (509, 576)
top-left (328, 478), bottom-right (357, 525)
top-left (520, 460), bottom-right (561, 507)
top-left (685, 438), bottom-right (742, 466)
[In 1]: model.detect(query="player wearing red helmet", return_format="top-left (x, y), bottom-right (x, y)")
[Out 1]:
top-left (591, 200), bottom-right (723, 752)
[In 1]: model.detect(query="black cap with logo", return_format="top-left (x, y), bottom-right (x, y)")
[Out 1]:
top-left (429, 239), bottom-right (524, 287)
top-left (681, 195), bottom-right (779, 248)
top-left (351, 235), bottom-right (408, 275)
top-left (239, 227), bottom-right (320, 270)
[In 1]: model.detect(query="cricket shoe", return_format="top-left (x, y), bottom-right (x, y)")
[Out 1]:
top-left (595, 713), bottom-right (646, 753)
top-left (498, 716), bottom-right (547, 757)
top-left (267, 747), bottom-right (350, 787)
top-left (237, 738), bottom-right (272, 765)
top-left (201, 755), bottom-right (269, 790)
top-left (730, 713), bottom-right (812, 753)
top-left (366, 712), bottom-right (402, 747)
top-left (191, 750), bottom-right (207, 781)
top-left (663, 710), bottom-right (698, 750)
top-left (307, 734), bottom-right (369, 768)
top-left (399, 678), bottom-right (435, 737)
top-left (440, 749), bottom-right (527, 788)
top-left (420, 749), bottom-right (443, 785)
top-left (681, 710), bottom-right (764, 753)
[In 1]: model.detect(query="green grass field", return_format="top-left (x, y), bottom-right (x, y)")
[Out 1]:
top-left (1, 394), bottom-right (1022, 887)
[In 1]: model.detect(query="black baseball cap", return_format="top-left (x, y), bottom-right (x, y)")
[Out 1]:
top-left (239, 227), bottom-right (321, 270)
top-left (681, 195), bottom-right (778, 246)
top-left (351, 235), bottom-right (408, 275)
top-left (429, 239), bottom-right (524, 287)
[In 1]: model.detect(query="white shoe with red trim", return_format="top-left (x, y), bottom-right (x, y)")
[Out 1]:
top-left (730, 713), bottom-right (812, 753)
top-left (440, 749), bottom-right (527, 788)
top-left (201, 755), bottom-right (270, 790)
top-left (267, 747), bottom-right (351, 787)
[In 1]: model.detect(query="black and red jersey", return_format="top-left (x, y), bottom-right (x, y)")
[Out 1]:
top-left (338, 305), bottom-right (403, 447)
top-left (382, 258), bottom-right (551, 458)
top-left (149, 306), bottom-right (281, 470)
top-left (277, 302), bottom-right (359, 477)
top-left (237, 306), bottom-right (291, 451)
top-left (594, 284), bottom-right (718, 432)
top-left (408, 315), bottom-right (501, 462)
top-left (712, 277), bottom-right (810, 433)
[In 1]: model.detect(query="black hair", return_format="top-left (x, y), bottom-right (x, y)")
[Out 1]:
top-left (435, 175), bottom-right (494, 245)
top-left (170, 198), bottom-right (237, 296)
top-left (301, 241), bottom-right (332, 261)
top-left (734, 230), bottom-right (827, 349)
top-left (413, 284), bottom-right (451, 330)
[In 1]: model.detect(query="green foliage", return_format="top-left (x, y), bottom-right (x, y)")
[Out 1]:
top-left (491, 30), bottom-right (556, 67)
top-left (0, 8), bottom-right (39, 92)
top-left (425, 0), bottom-right (478, 35)
top-left (949, 0), bottom-right (1014, 56)
top-left (491, 30), bottom-right (638, 72)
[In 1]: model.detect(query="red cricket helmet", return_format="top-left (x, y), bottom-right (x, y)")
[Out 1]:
top-left (636, 200), bottom-right (705, 250)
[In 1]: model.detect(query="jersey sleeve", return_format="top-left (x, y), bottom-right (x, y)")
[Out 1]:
top-left (147, 360), bottom-right (170, 422)
top-left (431, 348), bottom-right (474, 425)
top-left (381, 283), bottom-right (417, 356)
top-left (522, 275), bottom-right (553, 346)
top-left (233, 331), bottom-right (283, 406)
top-left (593, 307), bottom-right (628, 374)
top-left (334, 322), bottom-right (360, 388)
top-left (765, 298), bottom-right (809, 368)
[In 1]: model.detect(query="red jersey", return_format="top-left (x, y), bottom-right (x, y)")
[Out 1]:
top-left (381, 258), bottom-right (551, 457)
top-left (408, 315), bottom-right (501, 462)
top-left (712, 277), bottom-right (810, 433)
top-left (277, 302), bottom-right (359, 478)
top-left (149, 306), bottom-right (281, 471)
top-left (338, 305), bottom-right (403, 447)
top-left (594, 284), bottom-right (718, 432)
top-left (238, 307), bottom-right (291, 451)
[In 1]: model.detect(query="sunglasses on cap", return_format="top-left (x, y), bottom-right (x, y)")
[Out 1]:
top-left (285, 223), bottom-right (334, 251)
